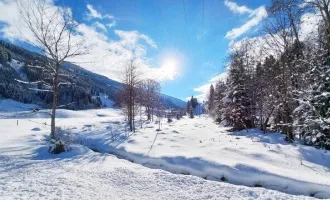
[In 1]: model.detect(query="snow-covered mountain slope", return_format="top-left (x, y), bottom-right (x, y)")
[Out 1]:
top-left (0, 110), bottom-right (316, 200)
top-left (0, 40), bottom-right (186, 109)
top-left (160, 93), bottom-right (187, 109)
top-left (92, 94), bottom-right (115, 108)
top-left (0, 99), bottom-right (40, 112)
top-left (63, 62), bottom-right (187, 109)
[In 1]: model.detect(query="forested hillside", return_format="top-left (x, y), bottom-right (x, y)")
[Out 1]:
top-left (0, 40), bottom-right (185, 110)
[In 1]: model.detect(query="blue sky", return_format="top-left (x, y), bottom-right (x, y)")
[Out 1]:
top-left (0, 0), bottom-right (270, 101)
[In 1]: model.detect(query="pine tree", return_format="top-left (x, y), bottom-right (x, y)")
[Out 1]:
top-left (207, 84), bottom-right (215, 115)
top-left (186, 100), bottom-right (191, 114)
top-left (213, 81), bottom-right (227, 123)
top-left (294, 51), bottom-right (330, 149)
top-left (190, 96), bottom-right (198, 109)
top-left (254, 57), bottom-right (278, 131)
top-left (224, 51), bottom-right (253, 130)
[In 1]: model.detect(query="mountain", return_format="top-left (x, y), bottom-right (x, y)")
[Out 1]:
top-left (160, 94), bottom-right (187, 109)
top-left (63, 62), bottom-right (186, 109)
top-left (0, 40), bottom-right (186, 109)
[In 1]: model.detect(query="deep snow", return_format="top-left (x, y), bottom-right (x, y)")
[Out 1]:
top-left (72, 116), bottom-right (330, 198)
top-left (0, 99), bottom-right (329, 199)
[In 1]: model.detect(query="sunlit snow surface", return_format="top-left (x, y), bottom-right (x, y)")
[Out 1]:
top-left (0, 99), bottom-right (329, 199)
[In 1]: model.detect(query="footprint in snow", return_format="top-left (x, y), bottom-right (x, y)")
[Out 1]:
top-left (127, 139), bottom-right (136, 144)
top-left (96, 114), bottom-right (107, 117)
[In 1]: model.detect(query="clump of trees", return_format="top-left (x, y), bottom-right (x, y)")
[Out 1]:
top-left (207, 0), bottom-right (330, 149)
top-left (186, 96), bottom-right (199, 118)
top-left (139, 79), bottom-right (161, 121)
top-left (117, 59), bottom-right (161, 132)
top-left (0, 47), bottom-right (11, 62)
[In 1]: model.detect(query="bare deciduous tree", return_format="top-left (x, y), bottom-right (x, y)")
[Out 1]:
top-left (17, 0), bottom-right (87, 140)
top-left (262, 1), bottom-right (304, 140)
top-left (139, 79), bottom-right (161, 121)
top-left (305, 0), bottom-right (330, 51)
top-left (269, 0), bottom-right (305, 54)
top-left (120, 59), bottom-right (141, 132)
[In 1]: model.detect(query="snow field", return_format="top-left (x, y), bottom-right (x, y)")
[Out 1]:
top-left (72, 116), bottom-right (330, 198)
top-left (0, 120), bottom-right (314, 199)
top-left (0, 102), bottom-right (329, 199)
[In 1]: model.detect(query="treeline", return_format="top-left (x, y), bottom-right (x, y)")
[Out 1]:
top-left (207, 0), bottom-right (330, 149)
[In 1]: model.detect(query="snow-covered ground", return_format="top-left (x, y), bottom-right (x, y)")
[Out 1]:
top-left (93, 94), bottom-right (115, 108)
top-left (8, 59), bottom-right (27, 80)
top-left (0, 100), bottom-right (329, 199)
top-left (0, 99), bottom-right (40, 112)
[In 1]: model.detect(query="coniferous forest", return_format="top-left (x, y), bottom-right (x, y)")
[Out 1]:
top-left (206, 0), bottom-right (330, 149)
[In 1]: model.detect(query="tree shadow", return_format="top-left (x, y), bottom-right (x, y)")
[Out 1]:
top-left (147, 132), bottom-right (159, 156)
top-left (298, 146), bottom-right (330, 172)
top-left (30, 145), bottom-right (109, 165)
top-left (231, 129), bottom-right (287, 145)
top-left (71, 121), bottom-right (135, 154)
top-left (229, 129), bottom-right (330, 172)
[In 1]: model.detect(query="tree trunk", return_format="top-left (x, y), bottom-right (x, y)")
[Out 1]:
top-left (147, 106), bottom-right (151, 120)
top-left (317, 0), bottom-right (330, 52)
top-left (284, 102), bottom-right (294, 141)
top-left (50, 64), bottom-right (59, 139)
top-left (132, 88), bottom-right (135, 132)
top-left (140, 106), bottom-right (142, 128)
top-left (262, 106), bottom-right (275, 131)
top-left (129, 103), bottom-right (133, 132)
top-left (151, 108), bottom-right (154, 121)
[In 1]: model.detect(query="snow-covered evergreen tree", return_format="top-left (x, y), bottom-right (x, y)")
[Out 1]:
top-left (224, 51), bottom-right (253, 130)
top-left (294, 47), bottom-right (330, 149)
top-left (207, 84), bottom-right (215, 115)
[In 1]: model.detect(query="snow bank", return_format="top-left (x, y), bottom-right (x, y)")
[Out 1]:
top-left (0, 101), bottom-right (122, 119)
top-left (0, 153), bottom-right (313, 200)
top-left (84, 142), bottom-right (330, 198)
top-left (0, 99), bottom-right (40, 112)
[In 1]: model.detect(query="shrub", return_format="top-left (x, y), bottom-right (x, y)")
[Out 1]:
top-left (48, 127), bottom-right (74, 154)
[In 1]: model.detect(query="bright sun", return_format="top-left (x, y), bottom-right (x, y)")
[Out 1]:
top-left (161, 58), bottom-right (178, 80)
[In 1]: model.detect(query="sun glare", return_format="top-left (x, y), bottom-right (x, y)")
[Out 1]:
top-left (161, 57), bottom-right (179, 80)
